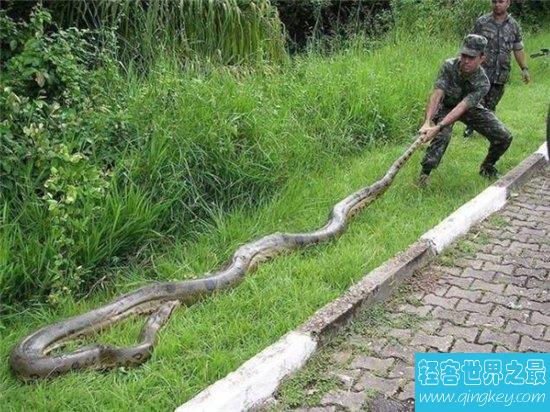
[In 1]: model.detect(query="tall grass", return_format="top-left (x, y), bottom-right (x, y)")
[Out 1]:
top-left (117, 33), bottom-right (435, 228)
top-left (50, 0), bottom-right (287, 66)
top-left (0, 28), bottom-right (429, 309)
top-left (2, 0), bottom-right (548, 309)
top-left (390, 0), bottom-right (487, 39)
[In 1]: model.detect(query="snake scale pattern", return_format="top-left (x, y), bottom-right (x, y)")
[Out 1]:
top-left (10, 135), bottom-right (424, 380)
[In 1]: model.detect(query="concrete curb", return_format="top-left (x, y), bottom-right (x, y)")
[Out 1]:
top-left (175, 331), bottom-right (317, 412)
top-left (537, 142), bottom-right (549, 161)
top-left (420, 185), bottom-right (507, 253)
top-left (175, 142), bottom-right (548, 412)
top-left (495, 146), bottom-right (547, 193)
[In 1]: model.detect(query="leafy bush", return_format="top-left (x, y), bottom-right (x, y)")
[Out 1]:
top-left (0, 8), bottom-right (141, 306)
top-left (513, 0), bottom-right (550, 32)
top-left (2, 8), bottom-right (110, 186)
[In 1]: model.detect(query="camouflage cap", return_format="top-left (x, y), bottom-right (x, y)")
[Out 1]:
top-left (460, 34), bottom-right (487, 57)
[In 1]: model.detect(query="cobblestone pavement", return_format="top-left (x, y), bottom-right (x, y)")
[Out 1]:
top-left (269, 167), bottom-right (549, 412)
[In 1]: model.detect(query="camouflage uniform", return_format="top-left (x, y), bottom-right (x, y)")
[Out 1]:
top-left (472, 13), bottom-right (524, 111)
top-left (421, 58), bottom-right (512, 174)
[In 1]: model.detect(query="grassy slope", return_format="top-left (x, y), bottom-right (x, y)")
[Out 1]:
top-left (0, 32), bottom-right (548, 411)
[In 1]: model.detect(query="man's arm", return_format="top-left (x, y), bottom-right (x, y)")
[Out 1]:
top-left (420, 88), bottom-right (444, 132)
top-left (437, 100), bottom-right (469, 128)
top-left (514, 49), bottom-right (530, 84)
top-left (419, 59), bottom-right (455, 142)
top-left (513, 21), bottom-right (529, 84)
top-left (420, 99), bottom-right (469, 143)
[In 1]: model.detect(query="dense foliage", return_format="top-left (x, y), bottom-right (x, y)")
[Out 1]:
top-left (0, 6), bottom-right (408, 309)
top-left (0, 0), bottom-right (548, 311)
top-left (274, 0), bottom-right (392, 52)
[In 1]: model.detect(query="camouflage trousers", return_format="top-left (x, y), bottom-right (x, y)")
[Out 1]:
top-left (482, 83), bottom-right (506, 112)
top-left (421, 105), bottom-right (512, 174)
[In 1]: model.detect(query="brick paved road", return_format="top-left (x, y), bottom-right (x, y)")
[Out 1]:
top-left (269, 167), bottom-right (549, 412)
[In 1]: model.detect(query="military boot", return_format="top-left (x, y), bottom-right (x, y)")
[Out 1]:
top-left (415, 172), bottom-right (430, 188)
top-left (479, 163), bottom-right (499, 179)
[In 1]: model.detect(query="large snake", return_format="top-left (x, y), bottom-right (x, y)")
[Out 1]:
top-left (10, 134), bottom-right (425, 381)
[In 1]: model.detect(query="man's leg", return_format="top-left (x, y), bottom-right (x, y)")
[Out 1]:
top-left (417, 113), bottom-right (454, 187)
top-left (462, 106), bottom-right (512, 178)
top-left (420, 125), bottom-right (454, 174)
top-left (464, 84), bottom-right (505, 137)
top-left (420, 107), bottom-right (454, 173)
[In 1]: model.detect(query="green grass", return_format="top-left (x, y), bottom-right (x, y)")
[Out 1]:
top-left (1, 31), bottom-right (548, 410)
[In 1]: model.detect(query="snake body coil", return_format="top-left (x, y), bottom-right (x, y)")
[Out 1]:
top-left (10, 135), bottom-right (424, 380)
